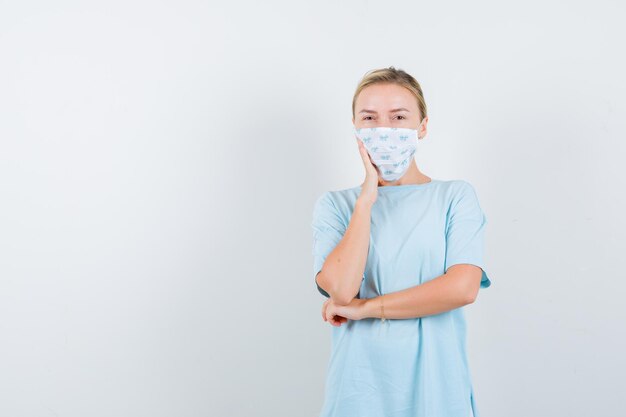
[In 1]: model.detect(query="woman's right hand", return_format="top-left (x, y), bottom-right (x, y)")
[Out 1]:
top-left (356, 138), bottom-right (378, 206)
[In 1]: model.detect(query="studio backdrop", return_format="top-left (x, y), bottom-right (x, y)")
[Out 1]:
top-left (0, 1), bottom-right (625, 416)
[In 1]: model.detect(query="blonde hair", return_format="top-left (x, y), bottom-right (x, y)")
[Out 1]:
top-left (352, 66), bottom-right (428, 122)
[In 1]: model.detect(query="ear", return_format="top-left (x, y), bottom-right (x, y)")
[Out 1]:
top-left (418, 116), bottom-right (428, 139)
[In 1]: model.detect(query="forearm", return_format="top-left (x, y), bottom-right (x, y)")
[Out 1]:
top-left (362, 271), bottom-right (471, 319)
top-left (319, 198), bottom-right (372, 305)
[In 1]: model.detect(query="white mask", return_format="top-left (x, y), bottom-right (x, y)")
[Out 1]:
top-left (353, 126), bottom-right (420, 181)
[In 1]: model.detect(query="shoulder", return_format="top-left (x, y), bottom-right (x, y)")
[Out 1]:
top-left (444, 180), bottom-right (486, 223)
top-left (312, 188), bottom-right (348, 216)
top-left (312, 191), bottom-right (334, 216)
top-left (439, 179), bottom-right (480, 199)
top-left (441, 179), bottom-right (476, 192)
top-left (313, 186), bottom-right (361, 223)
top-left (316, 185), bottom-right (361, 207)
top-left (425, 179), bottom-right (472, 201)
top-left (436, 179), bottom-right (484, 214)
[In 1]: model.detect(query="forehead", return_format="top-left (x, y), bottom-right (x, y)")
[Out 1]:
top-left (355, 83), bottom-right (417, 111)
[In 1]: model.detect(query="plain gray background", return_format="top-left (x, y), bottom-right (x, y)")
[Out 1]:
top-left (1, 1), bottom-right (625, 416)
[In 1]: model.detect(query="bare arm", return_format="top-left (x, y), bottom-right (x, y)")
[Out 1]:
top-left (316, 198), bottom-right (373, 306)
top-left (316, 138), bottom-right (379, 306)
top-left (360, 264), bottom-right (484, 319)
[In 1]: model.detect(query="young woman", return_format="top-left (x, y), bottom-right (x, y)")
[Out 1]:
top-left (311, 67), bottom-right (492, 417)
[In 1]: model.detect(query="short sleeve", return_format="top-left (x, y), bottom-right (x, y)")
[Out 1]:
top-left (444, 181), bottom-right (492, 289)
top-left (311, 192), bottom-right (363, 298)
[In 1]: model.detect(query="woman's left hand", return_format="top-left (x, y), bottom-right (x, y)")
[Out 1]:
top-left (322, 297), bottom-right (369, 326)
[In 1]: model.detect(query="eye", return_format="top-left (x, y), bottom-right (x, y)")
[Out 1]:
top-left (395, 115), bottom-right (406, 120)
top-left (362, 116), bottom-right (373, 120)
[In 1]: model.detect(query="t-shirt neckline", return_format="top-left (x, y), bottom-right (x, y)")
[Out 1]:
top-left (375, 179), bottom-right (439, 190)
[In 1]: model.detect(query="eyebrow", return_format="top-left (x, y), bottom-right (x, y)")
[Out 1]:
top-left (358, 108), bottom-right (411, 114)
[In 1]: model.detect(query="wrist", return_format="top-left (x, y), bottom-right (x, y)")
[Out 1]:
top-left (363, 296), bottom-right (381, 319)
top-left (355, 197), bottom-right (374, 210)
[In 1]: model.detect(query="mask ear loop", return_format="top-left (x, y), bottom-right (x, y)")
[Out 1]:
top-left (416, 119), bottom-right (425, 140)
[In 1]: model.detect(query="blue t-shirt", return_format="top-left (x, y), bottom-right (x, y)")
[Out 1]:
top-left (311, 179), bottom-right (491, 417)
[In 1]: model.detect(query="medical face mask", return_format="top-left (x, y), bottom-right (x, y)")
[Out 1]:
top-left (353, 126), bottom-right (420, 181)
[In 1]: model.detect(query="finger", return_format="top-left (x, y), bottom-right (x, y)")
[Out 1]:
top-left (322, 300), bottom-right (329, 321)
top-left (356, 141), bottom-right (378, 173)
top-left (330, 313), bottom-right (345, 327)
top-left (356, 141), bottom-right (373, 167)
top-left (327, 308), bottom-right (337, 326)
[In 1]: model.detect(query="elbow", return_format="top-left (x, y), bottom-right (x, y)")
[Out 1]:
top-left (447, 266), bottom-right (482, 305)
top-left (316, 270), bottom-right (357, 306)
top-left (330, 293), bottom-right (354, 306)
top-left (326, 282), bottom-right (356, 306)
top-left (456, 280), bottom-right (478, 305)
top-left (328, 281), bottom-right (360, 305)
top-left (316, 271), bottom-right (331, 298)
top-left (462, 283), bottom-right (479, 305)
top-left (464, 290), bottom-right (477, 305)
